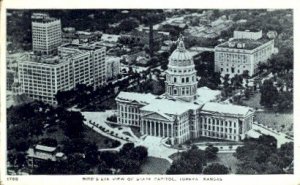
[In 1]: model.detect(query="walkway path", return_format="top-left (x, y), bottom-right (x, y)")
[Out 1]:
top-left (81, 111), bottom-right (179, 163)
top-left (252, 123), bottom-right (293, 148)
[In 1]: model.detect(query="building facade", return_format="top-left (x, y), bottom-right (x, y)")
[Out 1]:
top-left (106, 56), bottom-right (120, 80)
top-left (18, 44), bottom-right (106, 104)
top-left (115, 36), bottom-right (254, 145)
top-left (32, 13), bottom-right (62, 55)
top-left (214, 30), bottom-right (274, 76)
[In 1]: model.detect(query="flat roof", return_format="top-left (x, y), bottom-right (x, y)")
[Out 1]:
top-left (195, 87), bottom-right (221, 104)
top-left (35, 144), bottom-right (57, 152)
top-left (202, 102), bottom-right (253, 116)
top-left (141, 98), bottom-right (201, 115)
top-left (216, 38), bottom-right (272, 50)
top-left (116, 92), bottom-right (157, 105)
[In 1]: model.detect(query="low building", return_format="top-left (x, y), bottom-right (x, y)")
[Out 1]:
top-left (214, 30), bottom-right (274, 76)
top-left (27, 145), bottom-right (65, 168)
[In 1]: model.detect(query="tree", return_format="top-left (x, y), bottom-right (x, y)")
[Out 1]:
top-left (166, 146), bottom-right (207, 174)
top-left (260, 79), bottom-right (279, 108)
top-left (118, 18), bottom-right (139, 32)
top-left (205, 145), bottom-right (219, 160)
top-left (203, 163), bottom-right (229, 174)
top-left (60, 111), bottom-right (85, 139)
top-left (234, 135), bottom-right (291, 174)
top-left (131, 146), bottom-right (148, 162)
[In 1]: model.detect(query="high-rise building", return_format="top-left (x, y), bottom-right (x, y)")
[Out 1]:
top-left (18, 44), bottom-right (106, 104)
top-left (31, 13), bottom-right (62, 55)
top-left (214, 30), bottom-right (274, 76)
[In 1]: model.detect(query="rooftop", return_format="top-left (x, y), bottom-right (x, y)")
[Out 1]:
top-left (195, 87), bottom-right (221, 104)
top-left (116, 92), bottom-right (157, 105)
top-left (202, 102), bottom-right (253, 116)
top-left (141, 98), bottom-right (201, 115)
top-left (216, 38), bottom-right (272, 50)
top-left (35, 144), bottom-right (57, 152)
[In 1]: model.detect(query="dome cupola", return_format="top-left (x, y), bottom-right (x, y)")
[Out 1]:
top-left (164, 35), bottom-right (198, 102)
top-left (168, 35), bottom-right (194, 67)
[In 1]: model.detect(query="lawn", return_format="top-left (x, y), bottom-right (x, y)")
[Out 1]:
top-left (83, 125), bottom-right (121, 149)
top-left (130, 126), bottom-right (142, 138)
top-left (43, 125), bottom-right (120, 149)
top-left (141, 157), bottom-right (171, 174)
top-left (241, 92), bottom-right (293, 135)
top-left (255, 112), bottom-right (293, 135)
top-left (241, 92), bottom-right (264, 109)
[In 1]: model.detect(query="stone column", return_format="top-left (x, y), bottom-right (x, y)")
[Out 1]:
top-left (153, 121), bottom-right (156, 136)
top-left (163, 123), bottom-right (165, 137)
top-left (141, 120), bottom-right (143, 134)
top-left (166, 124), bottom-right (169, 137)
top-left (158, 122), bottom-right (161, 137)
top-left (150, 121), bottom-right (152, 136)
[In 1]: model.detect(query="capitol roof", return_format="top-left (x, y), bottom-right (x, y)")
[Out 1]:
top-left (195, 87), bottom-right (222, 104)
top-left (202, 102), bottom-right (253, 116)
top-left (141, 98), bottom-right (201, 115)
top-left (116, 91), bottom-right (157, 105)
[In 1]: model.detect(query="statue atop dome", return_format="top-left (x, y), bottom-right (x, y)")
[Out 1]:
top-left (177, 34), bottom-right (186, 52)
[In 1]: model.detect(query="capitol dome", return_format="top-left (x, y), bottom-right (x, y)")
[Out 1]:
top-left (168, 36), bottom-right (193, 67)
top-left (165, 35), bottom-right (198, 102)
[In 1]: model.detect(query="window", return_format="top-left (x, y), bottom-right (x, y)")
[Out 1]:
top-left (182, 78), bottom-right (185, 83)
top-left (174, 77), bottom-right (177, 83)
top-left (174, 89), bottom-right (177, 95)
top-left (186, 77), bottom-right (189, 82)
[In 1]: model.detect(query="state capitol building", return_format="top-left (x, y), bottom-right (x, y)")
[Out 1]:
top-left (115, 36), bottom-right (255, 145)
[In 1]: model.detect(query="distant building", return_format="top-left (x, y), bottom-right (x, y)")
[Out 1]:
top-left (214, 30), bottom-right (274, 76)
top-left (31, 13), bottom-right (62, 55)
top-left (18, 44), bottom-right (106, 104)
top-left (120, 29), bottom-right (168, 46)
top-left (115, 36), bottom-right (254, 145)
top-left (27, 144), bottom-right (65, 168)
top-left (106, 56), bottom-right (120, 80)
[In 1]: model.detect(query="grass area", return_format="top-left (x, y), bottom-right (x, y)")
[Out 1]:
top-left (141, 157), bottom-right (171, 174)
top-left (83, 125), bottom-right (121, 149)
top-left (241, 92), bottom-right (264, 109)
top-left (130, 126), bottom-right (142, 138)
top-left (209, 153), bottom-right (239, 174)
top-left (43, 125), bottom-right (120, 149)
top-left (241, 92), bottom-right (293, 135)
top-left (255, 112), bottom-right (293, 135)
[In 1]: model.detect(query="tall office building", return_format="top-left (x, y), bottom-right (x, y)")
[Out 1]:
top-left (31, 13), bottom-right (62, 55)
top-left (18, 44), bottom-right (106, 104)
